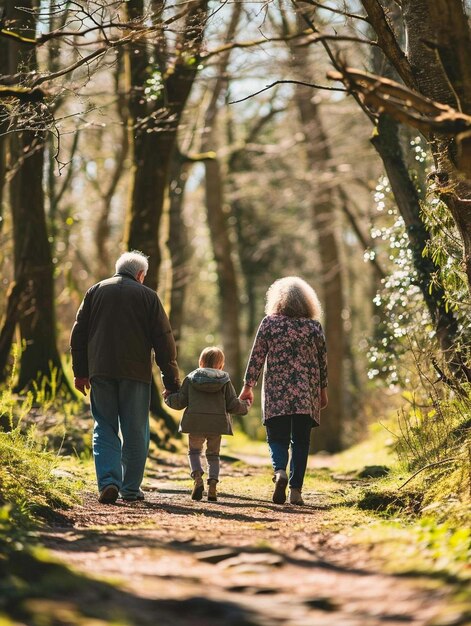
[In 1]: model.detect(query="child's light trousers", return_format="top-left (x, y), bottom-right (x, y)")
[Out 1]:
top-left (188, 434), bottom-right (222, 481)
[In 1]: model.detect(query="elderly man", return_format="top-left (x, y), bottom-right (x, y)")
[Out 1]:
top-left (70, 250), bottom-right (180, 504)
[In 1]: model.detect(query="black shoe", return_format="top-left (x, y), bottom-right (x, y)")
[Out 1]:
top-left (121, 490), bottom-right (145, 502)
top-left (98, 484), bottom-right (119, 504)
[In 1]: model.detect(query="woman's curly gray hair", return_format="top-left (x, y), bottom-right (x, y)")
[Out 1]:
top-left (265, 276), bottom-right (322, 320)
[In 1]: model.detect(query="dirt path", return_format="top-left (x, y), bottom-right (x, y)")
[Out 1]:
top-left (40, 452), bottom-right (459, 626)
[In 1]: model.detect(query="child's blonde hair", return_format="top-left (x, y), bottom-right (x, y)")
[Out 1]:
top-left (265, 276), bottom-right (323, 320)
top-left (199, 346), bottom-right (225, 369)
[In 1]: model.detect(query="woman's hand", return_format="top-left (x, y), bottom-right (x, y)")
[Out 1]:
top-left (320, 388), bottom-right (328, 409)
top-left (240, 384), bottom-right (254, 407)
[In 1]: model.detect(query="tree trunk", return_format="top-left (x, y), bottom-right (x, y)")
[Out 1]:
top-left (0, 0), bottom-right (70, 393)
top-left (167, 154), bottom-right (192, 351)
top-left (289, 44), bottom-right (344, 452)
top-left (123, 1), bottom-right (208, 434)
top-left (0, 2), bottom-right (10, 234)
top-left (7, 134), bottom-right (67, 391)
top-left (96, 52), bottom-right (128, 276)
top-left (372, 115), bottom-right (470, 380)
top-left (199, 0), bottom-right (243, 386)
top-left (204, 157), bottom-right (242, 386)
top-left (0, 133), bottom-right (6, 234)
top-left (124, 0), bottom-right (209, 289)
top-left (402, 0), bottom-right (471, 290)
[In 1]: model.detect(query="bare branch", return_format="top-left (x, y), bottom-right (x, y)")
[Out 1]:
top-left (0, 27), bottom-right (36, 44)
top-left (360, 0), bottom-right (415, 88)
top-left (292, 0), bottom-right (377, 123)
top-left (202, 30), bottom-right (377, 61)
top-left (229, 79), bottom-right (346, 105)
top-left (0, 86), bottom-right (45, 102)
top-left (30, 45), bottom-right (109, 88)
top-left (302, 0), bottom-right (370, 22)
top-left (398, 457), bottom-right (460, 490)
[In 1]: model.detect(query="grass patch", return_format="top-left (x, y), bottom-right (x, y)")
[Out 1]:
top-left (352, 517), bottom-right (471, 585)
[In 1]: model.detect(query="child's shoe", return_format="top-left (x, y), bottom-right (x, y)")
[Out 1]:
top-left (191, 472), bottom-right (204, 501)
top-left (272, 469), bottom-right (288, 504)
top-left (207, 479), bottom-right (218, 502)
top-left (289, 487), bottom-right (304, 505)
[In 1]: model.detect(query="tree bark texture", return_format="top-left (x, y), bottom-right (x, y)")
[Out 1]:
top-left (0, 0), bottom-right (68, 392)
top-left (401, 0), bottom-right (471, 290)
top-left (124, 0), bottom-right (209, 291)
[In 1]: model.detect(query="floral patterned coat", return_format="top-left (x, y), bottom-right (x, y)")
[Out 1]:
top-left (244, 315), bottom-right (328, 425)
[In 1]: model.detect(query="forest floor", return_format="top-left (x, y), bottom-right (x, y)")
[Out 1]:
top-left (10, 440), bottom-right (466, 626)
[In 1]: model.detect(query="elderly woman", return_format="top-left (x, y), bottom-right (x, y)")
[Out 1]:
top-left (240, 277), bottom-right (328, 506)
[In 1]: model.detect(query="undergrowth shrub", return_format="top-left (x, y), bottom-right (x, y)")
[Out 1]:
top-left (0, 358), bottom-right (81, 532)
top-left (393, 377), bottom-right (470, 524)
top-left (367, 160), bottom-right (470, 527)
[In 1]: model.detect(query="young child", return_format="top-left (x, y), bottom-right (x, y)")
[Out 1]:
top-left (165, 347), bottom-right (249, 502)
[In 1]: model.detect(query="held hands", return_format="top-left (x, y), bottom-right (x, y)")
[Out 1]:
top-left (74, 377), bottom-right (90, 396)
top-left (239, 384), bottom-right (254, 408)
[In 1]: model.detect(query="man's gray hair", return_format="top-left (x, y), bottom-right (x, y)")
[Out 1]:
top-left (115, 250), bottom-right (149, 277)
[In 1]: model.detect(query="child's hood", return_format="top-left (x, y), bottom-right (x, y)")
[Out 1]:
top-left (187, 368), bottom-right (230, 393)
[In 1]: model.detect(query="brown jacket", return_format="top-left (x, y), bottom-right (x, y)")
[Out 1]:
top-left (165, 368), bottom-right (248, 435)
top-left (70, 272), bottom-right (179, 390)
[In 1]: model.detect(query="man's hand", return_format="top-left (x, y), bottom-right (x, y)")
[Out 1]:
top-left (163, 389), bottom-right (171, 399)
top-left (239, 384), bottom-right (254, 407)
top-left (74, 377), bottom-right (90, 396)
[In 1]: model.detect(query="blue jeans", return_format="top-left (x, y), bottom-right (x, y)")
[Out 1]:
top-left (90, 377), bottom-right (151, 498)
top-left (265, 414), bottom-right (313, 489)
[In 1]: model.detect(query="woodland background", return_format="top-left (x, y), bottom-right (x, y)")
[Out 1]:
top-left (0, 2), bottom-right (470, 623)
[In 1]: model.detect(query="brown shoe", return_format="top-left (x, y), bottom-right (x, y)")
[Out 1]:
top-left (272, 470), bottom-right (288, 504)
top-left (289, 487), bottom-right (304, 505)
top-left (98, 484), bottom-right (119, 504)
top-left (208, 479), bottom-right (218, 502)
top-left (191, 472), bottom-right (204, 501)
